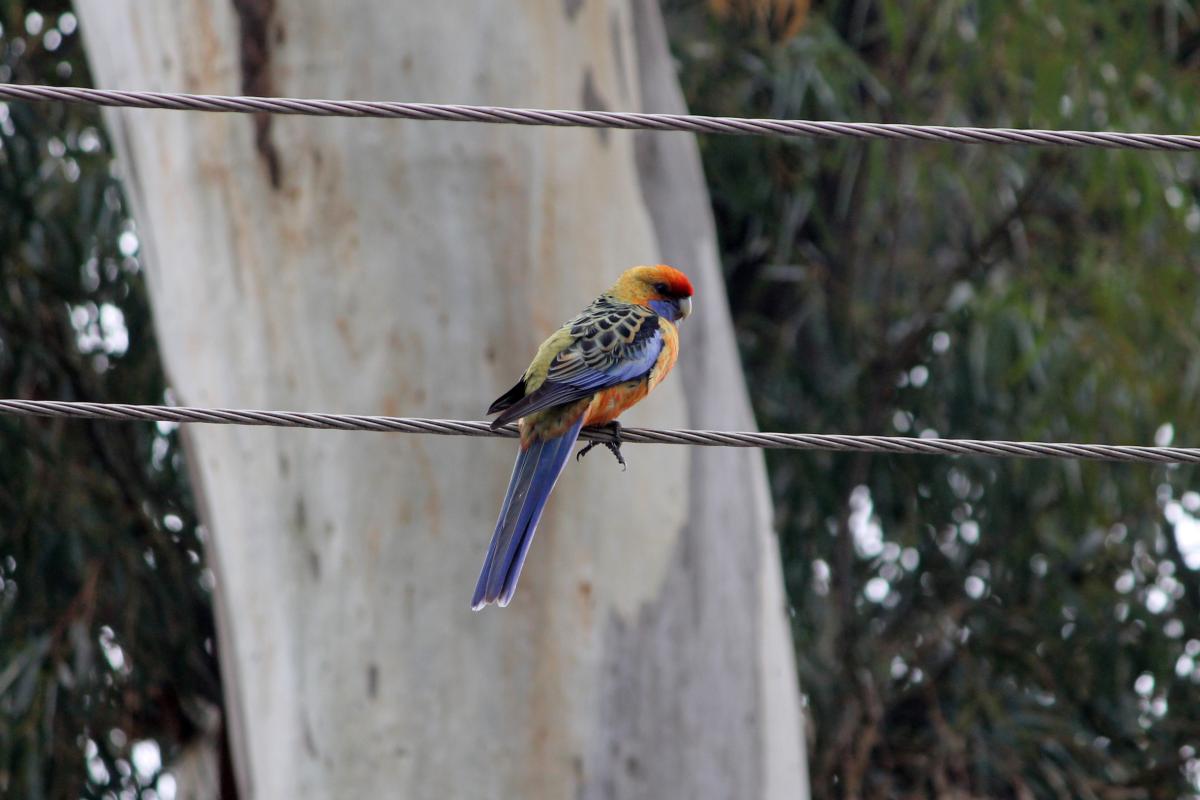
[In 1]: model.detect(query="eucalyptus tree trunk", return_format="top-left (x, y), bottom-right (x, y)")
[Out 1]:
top-left (77, 1), bottom-right (808, 797)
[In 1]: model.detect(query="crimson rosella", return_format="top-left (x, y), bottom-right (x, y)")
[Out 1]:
top-left (472, 265), bottom-right (695, 610)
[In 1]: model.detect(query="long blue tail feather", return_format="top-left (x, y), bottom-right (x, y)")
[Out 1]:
top-left (471, 416), bottom-right (585, 609)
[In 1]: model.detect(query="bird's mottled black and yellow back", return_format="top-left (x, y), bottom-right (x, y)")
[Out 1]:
top-left (487, 296), bottom-right (663, 429)
top-left (555, 298), bottom-right (660, 381)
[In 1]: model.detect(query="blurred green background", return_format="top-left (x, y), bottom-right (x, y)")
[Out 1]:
top-left (4, 0), bottom-right (1200, 797)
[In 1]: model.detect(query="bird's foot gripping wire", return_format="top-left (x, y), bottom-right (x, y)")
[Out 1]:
top-left (576, 421), bottom-right (626, 470)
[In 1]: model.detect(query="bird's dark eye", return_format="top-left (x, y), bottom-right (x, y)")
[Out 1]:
top-left (654, 282), bottom-right (670, 295)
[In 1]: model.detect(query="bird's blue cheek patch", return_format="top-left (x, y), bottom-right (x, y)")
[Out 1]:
top-left (648, 299), bottom-right (678, 321)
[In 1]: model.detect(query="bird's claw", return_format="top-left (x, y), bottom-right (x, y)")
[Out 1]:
top-left (576, 421), bottom-right (627, 470)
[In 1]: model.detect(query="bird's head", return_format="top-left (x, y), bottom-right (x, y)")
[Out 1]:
top-left (610, 264), bottom-right (694, 323)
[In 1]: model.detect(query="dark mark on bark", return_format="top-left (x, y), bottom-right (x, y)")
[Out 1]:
top-left (367, 663), bottom-right (379, 698)
top-left (610, 11), bottom-right (629, 101)
top-left (563, 0), bottom-right (584, 20)
top-left (581, 69), bottom-right (611, 145)
top-left (302, 712), bottom-right (318, 756)
top-left (232, 0), bottom-right (282, 188)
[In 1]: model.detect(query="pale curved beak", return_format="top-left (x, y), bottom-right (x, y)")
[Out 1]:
top-left (677, 296), bottom-right (693, 320)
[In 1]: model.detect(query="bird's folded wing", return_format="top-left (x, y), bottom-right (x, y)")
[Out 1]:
top-left (490, 305), bottom-right (662, 426)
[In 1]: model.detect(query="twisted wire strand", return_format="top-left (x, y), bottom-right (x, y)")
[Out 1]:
top-left (1, 399), bottom-right (1196, 465)
top-left (3, 83), bottom-right (1200, 151)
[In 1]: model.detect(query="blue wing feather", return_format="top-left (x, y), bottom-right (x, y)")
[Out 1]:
top-left (490, 324), bottom-right (663, 427)
top-left (553, 332), bottom-right (662, 387)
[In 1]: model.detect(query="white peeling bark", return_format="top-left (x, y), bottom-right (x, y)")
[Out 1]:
top-left (77, 1), bottom-right (808, 797)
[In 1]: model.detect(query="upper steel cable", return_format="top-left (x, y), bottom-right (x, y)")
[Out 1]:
top-left (2, 83), bottom-right (1200, 151)
top-left (0, 399), bottom-right (1197, 465)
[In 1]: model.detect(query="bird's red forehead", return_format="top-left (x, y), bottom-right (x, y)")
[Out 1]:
top-left (652, 265), bottom-right (694, 297)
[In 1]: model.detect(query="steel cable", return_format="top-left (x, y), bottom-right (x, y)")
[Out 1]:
top-left (3, 83), bottom-right (1200, 151)
top-left (0, 399), bottom-right (1196, 465)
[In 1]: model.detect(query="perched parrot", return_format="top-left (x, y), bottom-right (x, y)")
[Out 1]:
top-left (471, 265), bottom-right (695, 610)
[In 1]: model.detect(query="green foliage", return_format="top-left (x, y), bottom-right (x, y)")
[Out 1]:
top-left (667, 0), bottom-right (1200, 796)
top-left (0, 2), bottom-right (219, 798)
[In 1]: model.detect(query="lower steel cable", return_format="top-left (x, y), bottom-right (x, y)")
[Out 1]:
top-left (0, 399), bottom-right (1197, 465)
